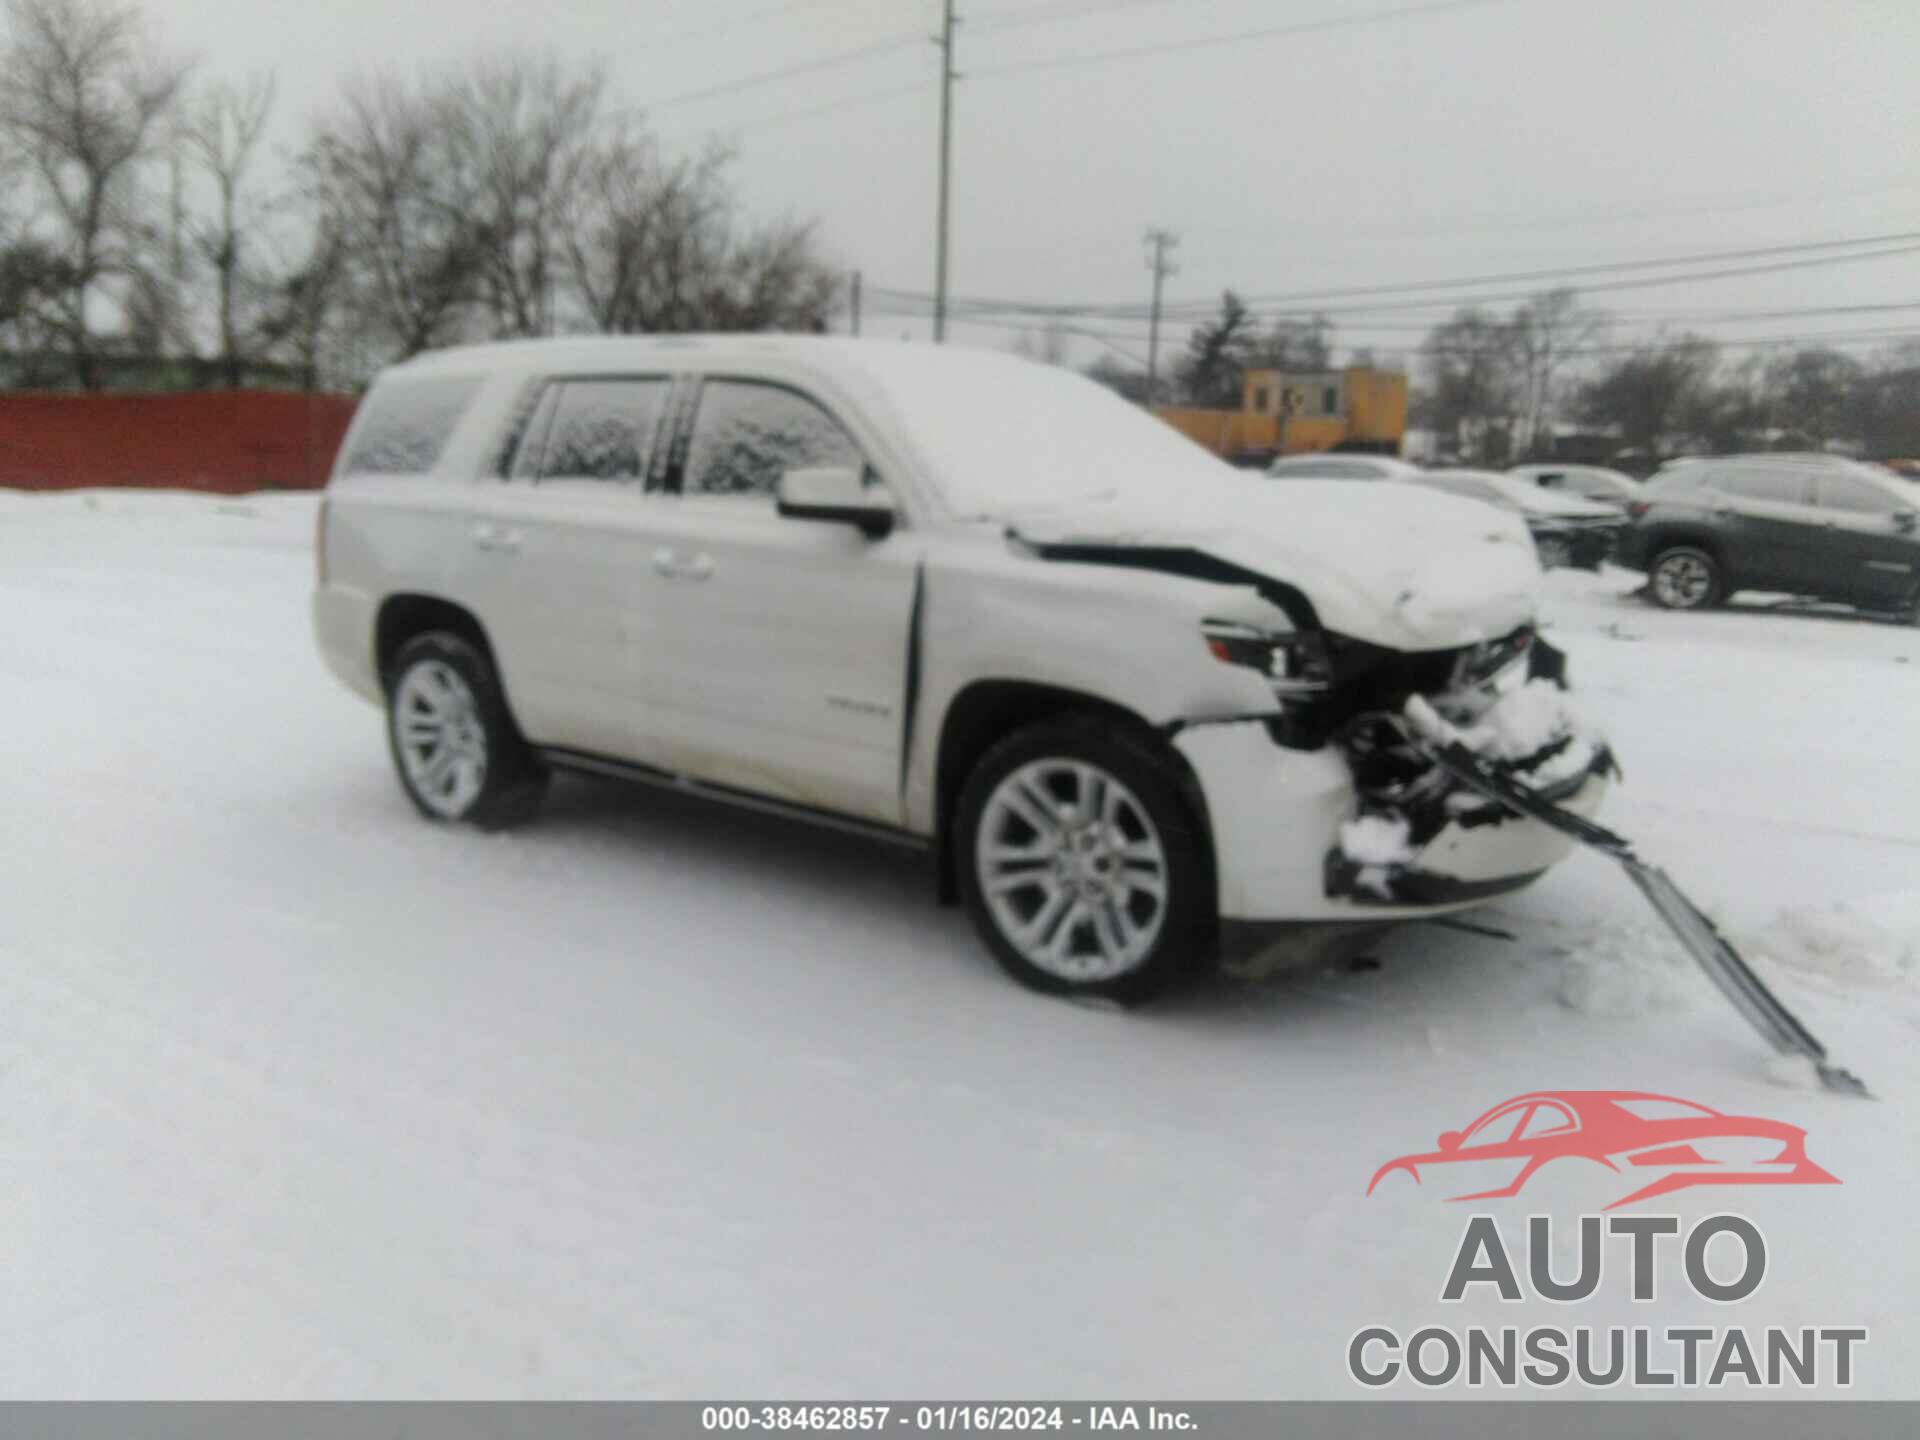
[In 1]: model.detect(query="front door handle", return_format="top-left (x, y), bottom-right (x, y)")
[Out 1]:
top-left (652, 547), bottom-right (714, 581)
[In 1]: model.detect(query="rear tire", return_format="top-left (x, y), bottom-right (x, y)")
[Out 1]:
top-left (1647, 545), bottom-right (1723, 610)
top-left (955, 718), bottom-right (1212, 1005)
top-left (386, 632), bottom-right (546, 830)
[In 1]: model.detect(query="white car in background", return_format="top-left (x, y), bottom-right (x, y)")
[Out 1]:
top-left (1267, 453), bottom-right (1424, 481)
top-left (1410, 468), bottom-right (1626, 570)
top-left (314, 338), bottom-right (1610, 1001)
top-left (1507, 462), bottom-right (1642, 509)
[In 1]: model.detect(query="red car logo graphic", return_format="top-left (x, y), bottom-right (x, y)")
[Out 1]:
top-left (1366, 1090), bottom-right (1839, 1210)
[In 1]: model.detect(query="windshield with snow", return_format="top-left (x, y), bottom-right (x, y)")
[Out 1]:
top-left (857, 347), bottom-right (1241, 519)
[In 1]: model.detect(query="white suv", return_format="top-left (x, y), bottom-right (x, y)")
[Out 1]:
top-left (314, 337), bottom-right (1612, 1000)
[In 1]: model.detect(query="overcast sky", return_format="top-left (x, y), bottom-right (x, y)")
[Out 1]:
top-left (149, 0), bottom-right (1920, 368)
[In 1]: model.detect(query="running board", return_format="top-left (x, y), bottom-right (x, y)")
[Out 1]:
top-left (1401, 698), bottom-right (1870, 1098)
top-left (536, 747), bottom-right (930, 852)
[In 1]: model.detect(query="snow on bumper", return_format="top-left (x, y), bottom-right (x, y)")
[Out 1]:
top-left (1174, 678), bottom-right (1612, 922)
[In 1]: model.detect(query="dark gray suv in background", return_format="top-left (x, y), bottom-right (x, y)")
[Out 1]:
top-left (1616, 456), bottom-right (1920, 620)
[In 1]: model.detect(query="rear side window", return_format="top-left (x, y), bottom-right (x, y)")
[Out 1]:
top-left (526, 378), bottom-right (673, 482)
top-left (340, 377), bottom-right (480, 476)
top-left (1815, 474), bottom-right (1899, 514)
top-left (682, 380), bottom-right (865, 499)
top-left (1712, 467), bottom-right (1809, 505)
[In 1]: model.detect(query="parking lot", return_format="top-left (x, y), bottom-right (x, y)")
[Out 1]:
top-left (2, 488), bottom-right (1917, 1396)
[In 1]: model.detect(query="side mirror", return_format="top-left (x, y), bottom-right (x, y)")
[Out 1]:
top-left (1437, 1131), bottom-right (1463, 1153)
top-left (776, 466), bottom-right (895, 539)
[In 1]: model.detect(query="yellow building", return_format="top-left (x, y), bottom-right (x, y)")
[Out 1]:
top-left (1155, 364), bottom-right (1408, 464)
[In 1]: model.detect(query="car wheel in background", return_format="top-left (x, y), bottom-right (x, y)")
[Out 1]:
top-left (956, 719), bottom-right (1211, 1004)
top-left (386, 632), bottom-right (546, 829)
top-left (1647, 546), bottom-right (1723, 610)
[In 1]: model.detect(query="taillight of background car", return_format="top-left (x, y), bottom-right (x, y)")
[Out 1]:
top-left (1626, 500), bottom-right (1651, 520)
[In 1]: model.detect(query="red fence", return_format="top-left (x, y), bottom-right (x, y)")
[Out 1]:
top-left (0, 391), bottom-right (359, 494)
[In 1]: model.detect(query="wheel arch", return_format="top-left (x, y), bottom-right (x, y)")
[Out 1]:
top-left (931, 679), bottom-right (1216, 910)
top-left (375, 593), bottom-right (498, 695)
top-left (1642, 526), bottom-right (1727, 570)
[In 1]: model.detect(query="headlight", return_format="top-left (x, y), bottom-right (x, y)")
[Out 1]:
top-left (1201, 619), bottom-right (1332, 698)
top-left (1449, 626), bottom-right (1534, 693)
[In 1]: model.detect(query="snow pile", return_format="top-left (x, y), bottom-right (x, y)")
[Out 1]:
top-left (1338, 813), bottom-right (1415, 866)
top-left (1451, 678), bottom-right (1604, 790)
top-left (1741, 895), bottom-right (1920, 986)
top-left (1336, 812), bottom-right (1417, 898)
top-left (1552, 921), bottom-right (1701, 1018)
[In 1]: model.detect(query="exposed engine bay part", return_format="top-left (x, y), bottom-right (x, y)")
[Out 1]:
top-left (1400, 696), bottom-right (1871, 1100)
top-left (1325, 647), bottom-right (1614, 905)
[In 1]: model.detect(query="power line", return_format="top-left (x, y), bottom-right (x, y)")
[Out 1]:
top-left (874, 305), bottom-right (1920, 359)
top-left (650, 0), bottom-right (838, 48)
top-left (868, 229), bottom-right (1920, 318)
top-left (871, 297), bottom-right (1920, 344)
top-left (969, 0), bottom-right (1507, 80)
top-left (650, 32), bottom-right (925, 108)
top-left (971, 0), bottom-right (1202, 35)
top-left (726, 80), bottom-right (928, 135)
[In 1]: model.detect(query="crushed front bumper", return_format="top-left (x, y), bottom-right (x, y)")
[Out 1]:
top-left (1171, 640), bottom-right (1613, 924)
top-left (1173, 722), bottom-right (1611, 924)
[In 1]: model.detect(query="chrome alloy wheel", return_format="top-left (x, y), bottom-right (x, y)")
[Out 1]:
top-left (393, 659), bottom-right (489, 818)
top-left (1652, 550), bottom-right (1714, 608)
top-left (974, 759), bottom-right (1170, 982)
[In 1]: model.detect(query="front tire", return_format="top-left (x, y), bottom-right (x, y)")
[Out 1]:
top-left (1647, 545), bottom-right (1723, 610)
top-left (956, 719), bottom-right (1212, 1004)
top-left (386, 632), bottom-right (545, 829)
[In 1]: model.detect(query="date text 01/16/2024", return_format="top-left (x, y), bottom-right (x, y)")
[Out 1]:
top-left (700, 1407), bottom-right (1198, 1432)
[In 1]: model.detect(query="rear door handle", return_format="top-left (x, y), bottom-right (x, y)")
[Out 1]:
top-left (652, 547), bottom-right (714, 581)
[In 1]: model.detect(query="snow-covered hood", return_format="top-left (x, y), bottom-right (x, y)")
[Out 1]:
top-left (1008, 479), bottom-right (1541, 651)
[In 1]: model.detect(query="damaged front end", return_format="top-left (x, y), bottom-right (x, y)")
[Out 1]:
top-left (1012, 530), bottom-right (1612, 912)
top-left (1322, 631), bottom-right (1617, 904)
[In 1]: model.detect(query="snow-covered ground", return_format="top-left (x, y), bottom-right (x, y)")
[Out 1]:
top-left (2, 489), bottom-right (1916, 1398)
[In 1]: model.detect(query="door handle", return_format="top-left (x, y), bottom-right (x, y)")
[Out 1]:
top-left (652, 547), bottom-right (714, 581)
top-left (472, 523), bottom-right (521, 554)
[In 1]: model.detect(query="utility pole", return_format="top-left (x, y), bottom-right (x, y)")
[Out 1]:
top-left (851, 270), bottom-right (863, 336)
top-left (933, 0), bottom-right (957, 342)
top-left (1143, 227), bottom-right (1179, 406)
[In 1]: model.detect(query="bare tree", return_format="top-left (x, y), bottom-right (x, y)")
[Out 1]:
top-left (1507, 287), bottom-right (1604, 456)
top-left (183, 71), bottom-right (274, 386)
top-left (303, 72), bottom-right (491, 361)
top-left (0, 0), bottom-right (191, 387)
top-left (1577, 334), bottom-right (1720, 458)
top-left (252, 217), bottom-right (352, 389)
top-left (1244, 313), bottom-right (1333, 371)
top-left (1760, 346), bottom-right (1863, 445)
top-left (561, 125), bottom-right (836, 335)
top-left (1420, 307), bottom-right (1520, 463)
top-left (438, 55), bottom-right (604, 338)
